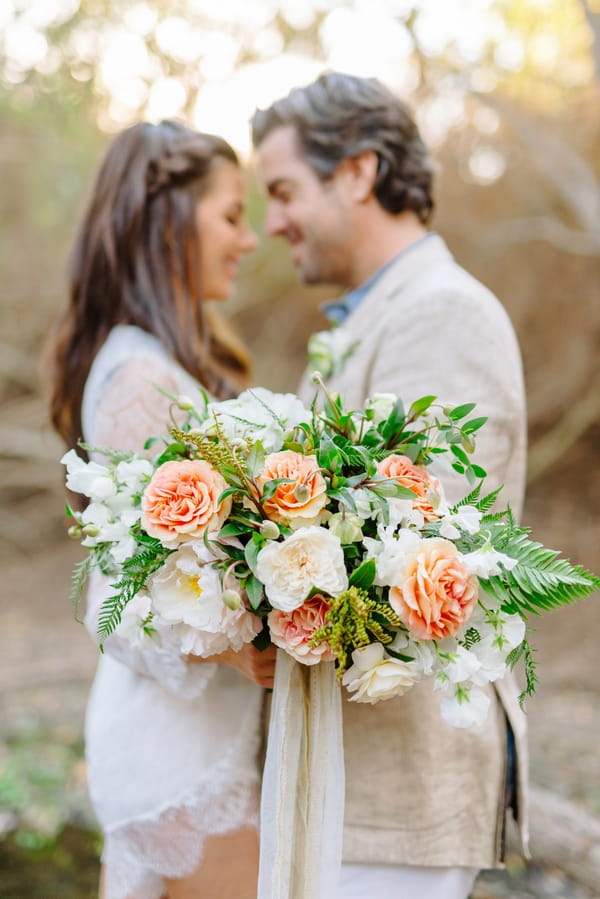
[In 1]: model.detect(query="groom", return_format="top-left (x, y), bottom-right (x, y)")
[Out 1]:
top-left (253, 73), bottom-right (528, 896)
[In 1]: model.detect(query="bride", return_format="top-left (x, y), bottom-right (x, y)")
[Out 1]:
top-left (47, 119), bottom-right (276, 899)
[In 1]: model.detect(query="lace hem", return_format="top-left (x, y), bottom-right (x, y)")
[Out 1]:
top-left (99, 676), bottom-right (263, 899)
top-left (102, 778), bottom-right (259, 899)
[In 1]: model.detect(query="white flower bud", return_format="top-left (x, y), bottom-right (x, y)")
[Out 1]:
top-left (461, 434), bottom-right (476, 454)
top-left (82, 524), bottom-right (101, 537)
top-left (68, 524), bottom-right (83, 539)
top-left (222, 588), bottom-right (241, 610)
top-left (294, 484), bottom-right (311, 504)
top-left (260, 520), bottom-right (280, 540)
top-left (176, 395), bottom-right (195, 411)
top-left (328, 512), bottom-right (364, 544)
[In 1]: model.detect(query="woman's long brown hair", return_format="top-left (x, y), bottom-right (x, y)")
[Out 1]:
top-left (47, 120), bottom-right (251, 450)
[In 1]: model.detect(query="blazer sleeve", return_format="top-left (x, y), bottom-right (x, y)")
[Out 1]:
top-left (367, 285), bottom-right (526, 515)
top-left (84, 355), bottom-right (218, 699)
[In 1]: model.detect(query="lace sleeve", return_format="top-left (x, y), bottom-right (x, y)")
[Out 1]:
top-left (85, 356), bottom-right (217, 699)
top-left (91, 357), bottom-right (179, 455)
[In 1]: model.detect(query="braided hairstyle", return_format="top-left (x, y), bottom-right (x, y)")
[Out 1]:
top-left (48, 120), bottom-right (250, 450)
top-left (252, 72), bottom-right (434, 224)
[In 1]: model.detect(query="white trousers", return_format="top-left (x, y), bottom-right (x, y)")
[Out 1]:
top-left (339, 864), bottom-right (479, 899)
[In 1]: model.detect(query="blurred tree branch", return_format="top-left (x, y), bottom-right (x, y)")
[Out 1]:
top-left (580, 0), bottom-right (600, 77)
top-left (527, 377), bottom-right (600, 483)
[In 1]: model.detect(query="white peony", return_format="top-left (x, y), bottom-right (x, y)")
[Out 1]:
top-left (62, 449), bottom-right (116, 501)
top-left (174, 611), bottom-right (261, 657)
top-left (342, 643), bottom-right (423, 703)
top-left (255, 526), bottom-right (348, 612)
top-left (147, 542), bottom-right (261, 656)
top-left (205, 387), bottom-right (309, 453)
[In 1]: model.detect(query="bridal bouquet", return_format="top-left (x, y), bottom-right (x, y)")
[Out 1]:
top-left (63, 379), bottom-right (599, 727)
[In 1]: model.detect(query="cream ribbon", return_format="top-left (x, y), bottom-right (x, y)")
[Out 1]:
top-left (258, 651), bottom-right (345, 899)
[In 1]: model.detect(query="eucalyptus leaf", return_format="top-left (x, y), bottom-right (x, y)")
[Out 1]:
top-left (407, 395), bottom-right (436, 418)
top-left (448, 402), bottom-right (476, 421)
top-left (245, 574), bottom-right (264, 610)
top-left (244, 533), bottom-right (265, 575)
top-left (349, 558), bottom-right (376, 589)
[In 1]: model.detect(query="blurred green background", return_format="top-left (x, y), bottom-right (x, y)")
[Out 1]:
top-left (1, 1), bottom-right (599, 895)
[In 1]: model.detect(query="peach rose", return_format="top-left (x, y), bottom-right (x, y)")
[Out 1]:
top-left (376, 454), bottom-right (443, 521)
top-left (256, 450), bottom-right (327, 529)
top-left (389, 537), bottom-right (478, 640)
top-left (268, 594), bottom-right (335, 665)
top-left (141, 459), bottom-right (231, 546)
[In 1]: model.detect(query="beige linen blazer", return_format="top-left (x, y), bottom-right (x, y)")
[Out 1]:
top-left (299, 234), bottom-right (529, 868)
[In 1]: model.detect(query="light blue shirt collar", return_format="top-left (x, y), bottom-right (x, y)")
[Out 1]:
top-left (322, 232), bottom-right (435, 325)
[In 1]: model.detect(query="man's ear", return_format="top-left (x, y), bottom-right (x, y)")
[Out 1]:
top-left (337, 151), bottom-right (378, 203)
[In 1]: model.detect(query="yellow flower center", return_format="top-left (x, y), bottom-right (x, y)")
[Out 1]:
top-left (177, 575), bottom-right (203, 598)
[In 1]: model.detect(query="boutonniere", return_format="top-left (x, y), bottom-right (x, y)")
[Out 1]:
top-left (307, 328), bottom-right (361, 379)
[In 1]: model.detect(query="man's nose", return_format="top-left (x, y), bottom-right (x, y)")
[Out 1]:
top-left (264, 206), bottom-right (288, 238)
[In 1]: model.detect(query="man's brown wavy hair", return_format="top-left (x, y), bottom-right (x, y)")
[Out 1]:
top-left (252, 72), bottom-right (434, 224)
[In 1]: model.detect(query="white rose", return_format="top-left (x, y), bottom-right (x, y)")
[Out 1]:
top-left (342, 643), bottom-right (422, 703)
top-left (255, 526), bottom-right (348, 612)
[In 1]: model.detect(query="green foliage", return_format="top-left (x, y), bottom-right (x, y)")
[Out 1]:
top-left (480, 528), bottom-right (600, 617)
top-left (310, 587), bottom-right (402, 676)
top-left (348, 558), bottom-right (376, 590)
top-left (461, 627), bottom-right (482, 649)
top-left (506, 638), bottom-right (540, 707)
top-left (97, 539), bottom-right (172, 645)
top-left (0, 723), bottom-right (95, 846)
top-left (69, 555), bottom-right (94, 623)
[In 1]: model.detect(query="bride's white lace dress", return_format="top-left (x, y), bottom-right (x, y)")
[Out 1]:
top-left (81, 325), bottom-right (263, 899)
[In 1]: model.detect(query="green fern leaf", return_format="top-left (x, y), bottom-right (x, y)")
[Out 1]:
top-left (70, 554), bottom-right (94, 623)
top-left (481, 531), bottom-right (600, 617)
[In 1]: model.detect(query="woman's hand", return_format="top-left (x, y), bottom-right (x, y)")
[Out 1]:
top-left (187, 642), bottom-right (277, 689)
